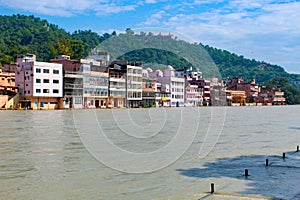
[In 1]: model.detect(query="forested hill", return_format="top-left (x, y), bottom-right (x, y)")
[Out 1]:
top-left (0, 14), bottom-right (106, 63)
top-left (202, 45), bottom-right (291, 83)
top-left (1, 15), bottom-right (299, 84)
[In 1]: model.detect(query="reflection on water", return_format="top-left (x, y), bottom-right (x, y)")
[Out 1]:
top-left (0, 106), bottom-right (299, 199)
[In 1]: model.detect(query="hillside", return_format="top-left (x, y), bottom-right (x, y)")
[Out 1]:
top-left (0, 14), bottom-right (103, 63)
top-left (1, 15), bottom-right (299, 84)
top-left (95, 30), bottom-right (220, 78)
top-left (96, 30), bottom-right (299, 84)
top-left (202, 45), bottom-right (292, 83)
top-left (1, 14), bottom-right (299, 104)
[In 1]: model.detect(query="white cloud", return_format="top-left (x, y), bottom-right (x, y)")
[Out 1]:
top-left (95, 3), bottom-right (136, 15)
top-left (0, 0), bottom-right (137, 16)
top-left (145, 0), bottom-right (157, 3)
top-left (149, 1), bottom-right (300, 72)
top-left (144, 10), bottom-right (166, 25)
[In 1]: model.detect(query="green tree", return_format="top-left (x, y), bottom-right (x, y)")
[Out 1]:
top-left (264, 77), bottom-right (300, 104)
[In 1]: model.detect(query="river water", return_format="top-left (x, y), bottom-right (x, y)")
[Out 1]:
top-left (0, 106), bottom-right (300, 200)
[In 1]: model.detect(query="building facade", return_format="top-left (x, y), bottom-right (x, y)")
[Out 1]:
top-left (227, 77), bottom-right (260, 103)
top-left (81, 59), bottom-right (109, 108)
top-left (16, 54), bottom-right (63, 109)
top-left (152, 66), bottom-right (185, 107)
top-left (127, 64), bottom-right (143, 107)
top-left (51, 55), bottom-right (83, 109)
top-left (108, 61), bottom-right (143, 108)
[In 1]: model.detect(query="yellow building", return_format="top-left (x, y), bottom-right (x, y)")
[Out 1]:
top-left (0, 68), bottom-right (18, 108)
top-left (226, 90), bottom-right (247, 106)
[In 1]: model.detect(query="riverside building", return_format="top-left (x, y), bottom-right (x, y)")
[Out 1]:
top-left (15, 54), bottom-right (63, 109)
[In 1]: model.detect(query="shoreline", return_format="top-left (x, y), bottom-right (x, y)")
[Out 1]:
top-left (0, 104), bottom-right (297, 111)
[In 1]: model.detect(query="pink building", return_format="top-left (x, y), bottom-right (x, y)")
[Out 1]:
top-left (15, 54), bottom-right (63, 109)
top-left (149, 66), bottom-right (185, 107)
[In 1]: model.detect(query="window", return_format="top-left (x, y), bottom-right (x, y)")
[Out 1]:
top-left (53, 69), bottom-right (59, 74)
top-left (53, 79), bottom-right (59, 84)
top-left (43, 79), bottom-right (50, 83)
top-left (36, 79), bottom-right (41, 83)
top-left (36, 89), bottom-right (41, 93)
top-left (36, 68), bottom-right (41, 73)
top-left (75, 97), bottom-right (82, 104)
top-left (40, 102), bottom-right (48, 107)
top-left (53, 89), bottom-right (59, 93)
top-left (43, 89), bottom-right (49, 93)
top-left (43, 69), bottom-right (49, 73)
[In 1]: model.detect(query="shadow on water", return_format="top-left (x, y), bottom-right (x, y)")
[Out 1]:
top-left (289, 127), bottom-right (300, 130)
top-left (177, 150), bottom-right (300, 200)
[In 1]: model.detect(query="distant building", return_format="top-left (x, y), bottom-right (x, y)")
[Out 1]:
top-left (0, 67), bottom-right (18, 109)
top-left (51, 55), bottom-right (83, 109)
top-left (256, 87), bottom-right (286, 106)
top-left (150, 65), bottom-right (185, 107)
top-left (81, 59), bottom-right (109, 108)
top-left (88, 51), bottom-right (110, 66)
top-left (51, 55), bottom-right (110, 109)
top-left (155, 83), bottom-right (171, 107)
top-left (108, 61), bottom-right (143, 108)
top-left (127, 63), bottom-right (143, 107)
top-left (184, 68), bottom-right (204, 106)
top-left (209, 78), bottom-right (226, 106)
top-left (272, 90), bottom-right (286, 105)
top-left (16, 53), bottom-right (63, 109)
top-left (142, 69), bottom-right (157, 107)
top-left (1, 63), bottom-right (18, 73)
top-left (226, 77), bottom-right (260, 104)
top-left (0, 67), bottom-right (17, 93)
top-left (225, 90), bottom-right (247, 106)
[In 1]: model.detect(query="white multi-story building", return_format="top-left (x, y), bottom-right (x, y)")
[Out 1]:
top-left (151, 65), bottom-right (185, 107)
top-left (184, 70), bottom-right (204, 106)
top-left (127, 64), bottom-right (142, 107)
top-left (81, 59), bottom-right (109, 109)
top-left (108, 61), bottom-right (143, 108)
top-left (15, 54), bottom-right (63, 109)
top-left (185, 84), bottom-right (202, 106)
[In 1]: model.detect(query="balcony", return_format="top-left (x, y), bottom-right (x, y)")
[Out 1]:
top-left (110, 77), bottom-right (125, 82)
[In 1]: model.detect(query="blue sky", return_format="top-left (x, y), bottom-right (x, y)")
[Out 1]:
top-left (0, 0), bottom-right (300, 73)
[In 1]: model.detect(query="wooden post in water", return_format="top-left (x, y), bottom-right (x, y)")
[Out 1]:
top-left (283, 153), bottom-right (286, 159)
top-left (266, 159), bottom-right (269, 167)
top-left (297, 146), bottom-right (299, 152)
top-left (211, 183), bottom-right (214, 194)
top-left (244, 169), bottom-right (249, 176)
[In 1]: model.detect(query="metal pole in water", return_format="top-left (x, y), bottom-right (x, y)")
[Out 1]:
top-left (283, 153), bottom-right (286, 159)
top-left (245, 169), bottom-right (249, 176)
top-left (266, 159), bottom-right (269, 167)
top-left (211, 183), bottom-right (214, 194)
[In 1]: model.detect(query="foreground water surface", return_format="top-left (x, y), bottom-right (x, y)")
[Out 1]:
top-left (0, 106), bottom-right (300, 200)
